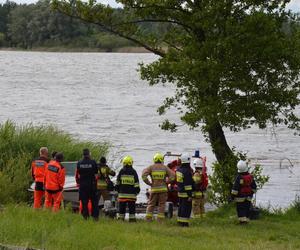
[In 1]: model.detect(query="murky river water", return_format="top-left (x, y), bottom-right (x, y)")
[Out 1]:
top-left (0, 51), bottom-right (299, 208)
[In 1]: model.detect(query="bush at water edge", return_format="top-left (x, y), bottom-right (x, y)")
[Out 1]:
top-left (0, 120), bottom-right (109, 204)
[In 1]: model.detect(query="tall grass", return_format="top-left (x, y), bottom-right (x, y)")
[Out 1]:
top-left (0, 120), bottom-right (109, 204)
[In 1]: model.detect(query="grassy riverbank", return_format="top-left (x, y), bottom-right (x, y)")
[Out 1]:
top-left (0, 204), bottom-right (300, 250)
top-left (0, 121), bottom-right (109, 204)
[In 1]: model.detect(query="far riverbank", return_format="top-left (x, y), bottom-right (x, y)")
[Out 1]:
top-left (0, 46), bottom-right (150, 53)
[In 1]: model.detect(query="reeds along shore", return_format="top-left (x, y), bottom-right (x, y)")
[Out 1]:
top-left (0, 121), bottom-right (109, 204)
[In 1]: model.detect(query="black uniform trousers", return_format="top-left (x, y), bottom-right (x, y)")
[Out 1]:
top-left (177, 198), bottom-right (192, 226)
top-left (79, 187), bottom-right (99, 219)
top-left (236, 200), bottom-right (251, 219)
top-left (119, 201), bottom-right (136, 220)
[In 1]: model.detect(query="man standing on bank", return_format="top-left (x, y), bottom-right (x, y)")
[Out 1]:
top-left (76, 149), bottom-right (99, 220)
top-left (176, 153), bottom-right (194, 227)
top-left (31, 147), bottom-right (49, 209)
top-left (142, 153), bottom-right (175, 222)
top-left (97, 156), bottom-right (116, 202)
top-left (44, 152), bottom-right (65, 212)
top-left (116, 155), bottom-right (140, 222)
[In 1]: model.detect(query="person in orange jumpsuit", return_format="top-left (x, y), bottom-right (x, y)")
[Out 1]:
top-left (31, 147), bottom-right (49, 209)
top-left (44, 152), bottom-right (65, 212)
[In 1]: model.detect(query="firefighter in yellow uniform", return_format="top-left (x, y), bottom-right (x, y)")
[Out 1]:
top-left (176, 153), bottom-right (194, 227)
top-left (97, 157), bottom-right (116, 202)
top-left (192, 158), bottom-right (208, 218)
top-left (116, 156), bottom-right (140, 222)
top-left (142, 153), bottom-right (175, 221)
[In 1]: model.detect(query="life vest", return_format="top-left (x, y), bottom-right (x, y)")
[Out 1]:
top-left (45, 160), bottom-right (65, 191)
top-left (239, 174), bottom-right (253, 196)
top-left (31, 158), bottom-right (48, 183)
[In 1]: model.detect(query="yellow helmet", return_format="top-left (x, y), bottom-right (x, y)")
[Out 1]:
top-left (153, 153), bottom-right (164, 163)
top-left (122, 155), bottom-right (133, 166)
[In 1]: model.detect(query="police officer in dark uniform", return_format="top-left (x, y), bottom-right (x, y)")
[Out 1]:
top-left (75, 149), bottom-right (99, 220)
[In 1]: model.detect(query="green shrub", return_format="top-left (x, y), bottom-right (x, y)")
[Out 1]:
top-left (0, 120), bottom-right (109, 204)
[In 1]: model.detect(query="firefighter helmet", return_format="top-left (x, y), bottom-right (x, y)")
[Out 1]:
top-left (237, 160), bottom-right (248, 173)
top-left (180, 153), bottom-right (190, 164)
top-left (122, 155), bottom-right (133, 166)
top-left (153, 153), bottom-right (164, 163)
top-left (193, 158), bottom-right (203, 169)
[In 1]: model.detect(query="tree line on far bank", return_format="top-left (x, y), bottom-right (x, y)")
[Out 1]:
top-left (0, 0), bottom-right (164, 51)
top-left (0, 1), bottom-right (298, 51)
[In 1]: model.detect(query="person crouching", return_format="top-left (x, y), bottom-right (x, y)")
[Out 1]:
top-left (231, 160), bottom-right (257, 224)
top-left (116, 156), bottom-right (140, 222)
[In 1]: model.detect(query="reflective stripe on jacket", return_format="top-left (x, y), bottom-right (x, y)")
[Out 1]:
top-left (231, 172), bottom-right (257, 202)
top-left (31, 157), bottom-right (48, 183)
top-left (45, 160), bottom-right (65, 191)
top-left (193, 170), bottom-right (208, 197)
top-left (176, 164), bottom-right (194, 198)
top-left (97, 164), bottom-right (115, 189)
top-left (142, 163), bottom-right (175, 193)
top-left (116, 166), bottom-right (140, 201)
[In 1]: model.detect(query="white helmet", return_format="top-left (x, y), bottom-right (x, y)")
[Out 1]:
top-left (237, 160), bottom-right (248, 173)
top-left (193, 158), bottom-right (203, 169)
top-left (180, 153), bottom-right (190, 164)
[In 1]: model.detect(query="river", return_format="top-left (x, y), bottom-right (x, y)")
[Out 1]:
top-left (0, 51), bottom-right (299, 208)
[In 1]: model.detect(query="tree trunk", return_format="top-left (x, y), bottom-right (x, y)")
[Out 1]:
top-left (206, 120), bottom-right (233, 163)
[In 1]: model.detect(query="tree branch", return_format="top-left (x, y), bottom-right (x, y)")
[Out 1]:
top-left (55, 8), bottom-right (166, 57)
top-left (162, 39), bottom-right (183, 52)
top-left (112, 18), bottom-right (194, 33)
top-left (127, 4), bottom-right (191, 14)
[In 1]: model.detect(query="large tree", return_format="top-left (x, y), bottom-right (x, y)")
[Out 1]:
top-left (53, 0), bottom-right (300, 164)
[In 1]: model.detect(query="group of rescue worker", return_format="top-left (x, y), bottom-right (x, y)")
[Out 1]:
top-left (31, 147), bottom-right (65, 212)
top-left (31, 147), bottom-right (256, 226)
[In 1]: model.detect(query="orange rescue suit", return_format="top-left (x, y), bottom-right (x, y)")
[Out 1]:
top-left (31, 157), bottom-right (48, 183)
top-left (31, 157), bottom-right (48, 209)
top-left (44, 160), bottom-right (65, 212)
top-left (45, 160), bottom-right (65, 191)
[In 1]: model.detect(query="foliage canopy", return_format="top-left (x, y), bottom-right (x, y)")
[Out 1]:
top-left (53, 0), bottom-right (300, 163)
top-left (53, 0), bottom-right (300, 202)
